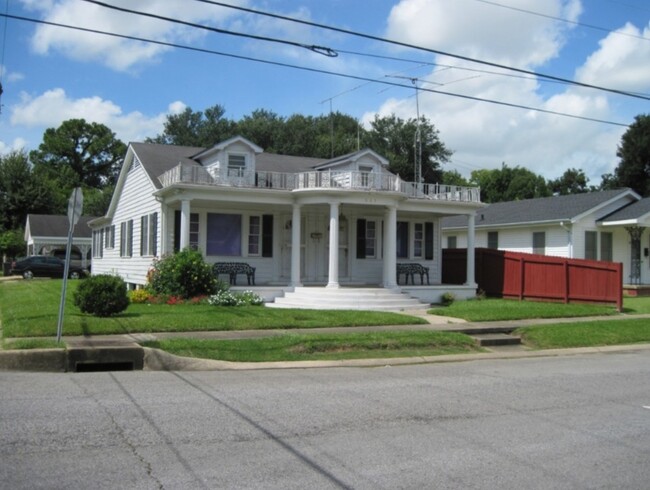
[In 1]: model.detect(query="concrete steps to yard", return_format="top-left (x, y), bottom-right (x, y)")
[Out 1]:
top-left (268, 287), bottom-right (428, 311)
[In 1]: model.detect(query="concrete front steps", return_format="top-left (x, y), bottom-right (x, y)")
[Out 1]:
top-left (267, 286), bottom-right (428, 311)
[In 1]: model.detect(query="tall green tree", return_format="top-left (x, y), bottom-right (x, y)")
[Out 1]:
top-left (0, 150), bottom-right (54, 230)
top-left (30, 119), bottom-right (126, 188)
top-left (612, 114), bottom-right (650, 196)
top-left (363, 114), bottom-right (451, 183)
top-left (470, 163), bottom-right (550, 203)
top-left (147, 104), bottom-right (237, 147)
top-left (0, 228), bottom-right (26, 260)
top-left (549, 168), bottom-right (589, 195)
top-left (441, 169), bottom-right (471, 187)
top-left (237, 109), bottom-right (285, 152)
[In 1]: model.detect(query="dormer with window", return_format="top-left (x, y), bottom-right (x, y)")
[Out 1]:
top-left (193, 136), bottom-right (263, 183)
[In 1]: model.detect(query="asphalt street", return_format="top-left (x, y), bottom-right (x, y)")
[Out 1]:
top-left (2, 350), bottom-right (650, 489)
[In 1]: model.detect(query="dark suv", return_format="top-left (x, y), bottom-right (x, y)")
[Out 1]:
top-left (10, 256), bottom-right (86, 280)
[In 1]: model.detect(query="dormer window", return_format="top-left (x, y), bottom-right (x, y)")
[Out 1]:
top-left (228, 154), bottom-right (246, 177)
top-left (359, 165), bottom-right (373, 187)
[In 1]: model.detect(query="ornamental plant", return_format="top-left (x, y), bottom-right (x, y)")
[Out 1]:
top-left (147, 249), bottom-right (217, 299)
top-left (128, 289), bottom-right (151, 304)
top-left (74, 274), bottom-right (129, 317)
top-left (207, 290), bottom-right (264, 306)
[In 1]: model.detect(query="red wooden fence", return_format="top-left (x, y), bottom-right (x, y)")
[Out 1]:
top-left (442, 248), bottom-right (623, 311)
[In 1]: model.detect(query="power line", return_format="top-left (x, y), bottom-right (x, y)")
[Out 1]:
top-left (189, 0), bottom-right (650, 102)
top-left (80, 0), bottom-right (338, 57)
top-left (471, 0), bottom-right (650, 42)
top-left (0, 12), bottom-right (632, 127)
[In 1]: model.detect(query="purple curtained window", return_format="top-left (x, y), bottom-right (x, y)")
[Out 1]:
top-left (207, 213), bottom-right (241, 256)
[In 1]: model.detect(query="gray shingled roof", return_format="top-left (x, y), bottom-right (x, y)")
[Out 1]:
top-left (27, 214), bottom-right (95, 238)
top-left (256, 153), bottom-right (327, 172)
top-left (442, 189), bottom-right (636, 229)
top-left (600, 197), bottom-right (650, 223)
top-left (131, 142), bottom-right (204, 189)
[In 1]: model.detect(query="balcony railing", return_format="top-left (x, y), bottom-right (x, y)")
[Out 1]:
top-left (158, 164), bottom-right (481, 202)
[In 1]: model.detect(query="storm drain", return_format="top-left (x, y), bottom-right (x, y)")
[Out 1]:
top-left (66, 340), bottom-right (144, 372)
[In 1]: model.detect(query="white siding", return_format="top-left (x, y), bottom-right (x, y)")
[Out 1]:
top-left (92, 162), bottom-right (161, 286)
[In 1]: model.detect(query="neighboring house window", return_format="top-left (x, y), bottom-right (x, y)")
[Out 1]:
top-left (174, 212), bottom-right (199, 252)
top-left (448, 236), bottom-right (457, 249)
top-left (487, 231), bottom-right (499, 249)
top-left (120, 220), bottom-right (133, 257)
top-left (207, 213), bottom-right (241, 256)
top-left (396, 222), bottom-right (409, 258)
top-left (600, 232), bottom-right (613, 262)
top-left (359, 165), bottom-right (373, 187)
top-left (227, 154), bottom-right (246, 177)
top-left (248, 215), bottom-right (274, 257)
top-left (532, 231), bottom-right (545, 255)
top-left (140, 213), bottom-right (158, 256)
top-left (356, 219), bottom-right (376, 259)
top-left (585, 231), bottom-right (598, 260)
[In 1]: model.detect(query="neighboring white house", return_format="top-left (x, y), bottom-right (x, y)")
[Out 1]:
top-left (24, 214), bottom-right (94, 270)
top-left (441, 189), bottom-right (650, 286)
top-left (89, 136), bottom-right (484, 307)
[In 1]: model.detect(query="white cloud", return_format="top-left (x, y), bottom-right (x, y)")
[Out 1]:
top-left (362, 0), bottom-right (634, 185)
top-left (9, 88), bottom-right (178, 143)
top-left (20, 0), bottom-right (246, 71)
top-left (576, 21), bottom-right (650, 93)
top-left (385, 0), bottom-right (580, 67)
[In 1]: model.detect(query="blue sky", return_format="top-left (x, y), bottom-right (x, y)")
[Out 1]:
top-left (1, 0), bottom-right (649, 185)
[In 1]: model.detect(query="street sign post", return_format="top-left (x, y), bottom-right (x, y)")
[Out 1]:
top-left (57, 188), bottom-right (83, 343)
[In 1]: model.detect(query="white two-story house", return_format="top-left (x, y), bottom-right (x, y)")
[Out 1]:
top-left (89, 136), bottom-right (483, 308)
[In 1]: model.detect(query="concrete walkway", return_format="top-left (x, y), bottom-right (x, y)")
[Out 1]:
top-left (3, 309), bottom-right (650, 372)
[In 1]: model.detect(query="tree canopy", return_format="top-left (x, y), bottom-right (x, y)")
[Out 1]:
top-left (30, 119), bottom-right (126, 190)
top-left (470, 163), bottom-right (551, 203)
top-left (610, 114), bottom-right (650, 196)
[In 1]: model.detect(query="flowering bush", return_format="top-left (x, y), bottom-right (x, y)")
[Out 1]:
top-left (147, 249), bottom-right (217, 299)
top-left (128, 289), bottom-right (151, 304)
top-left (207, 290), bottom-right (264, 306)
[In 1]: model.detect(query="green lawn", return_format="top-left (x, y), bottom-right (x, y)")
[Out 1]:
top-left (429, 298), bottom-right (619, 321)
top-left (516, 318), bottom-right (650, 349)
top-left (142, 330), bottom-right (483, 362)
top-left (0, 279), bottom-right (425, 338)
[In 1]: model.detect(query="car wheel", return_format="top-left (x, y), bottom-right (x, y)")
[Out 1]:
top-left (23, 270), bottom-right (34, 280)
top-left (69, 271), bottom-right (80, 279)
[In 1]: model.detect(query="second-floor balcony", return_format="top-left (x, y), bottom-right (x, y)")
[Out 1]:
top-left (158, 164), bottom-right (481, 203)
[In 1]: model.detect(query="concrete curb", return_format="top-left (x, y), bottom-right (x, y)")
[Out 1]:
top-left (4, 343), bottom-right (647, 373)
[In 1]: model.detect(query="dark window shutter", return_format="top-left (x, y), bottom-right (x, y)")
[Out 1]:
top-left (152, 212), bottom-right (158, 256)
top-left (262, 214), bottom-right (273, 257)
top-left (425, 222), bottom-right (434, 260)
top-left (174, 210), bottom-right (181, 252)
top-left (128, 220), bottom-right (133, 257)
top-left (356, 219), bottom-right (366, 259)
top-left (140, 216), bottom-right (146, 256)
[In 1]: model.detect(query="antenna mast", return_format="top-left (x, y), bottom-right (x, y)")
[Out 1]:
top-left (389, 75), bottom-right (422, 183)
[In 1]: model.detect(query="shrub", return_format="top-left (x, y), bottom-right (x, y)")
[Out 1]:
top-left (148, 249), bottom-right (217, 299)
top-left (128, 289), bottom-right (151, 304)
top-left (441, 292), bottom-right (456, 307)
top-left (74, 274), bottom-right (129, 317)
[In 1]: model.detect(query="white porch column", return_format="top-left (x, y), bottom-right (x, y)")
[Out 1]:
top-left (383, 205), bottom-right (398, 288)
top-left (327, 201), bottom-right (340, 288)
top-left (180, 199), bottom-right (191, 250)
top-left (466, 213), bottom-right (477, 286)
top-left (291, 204), bottom-right (302, 287)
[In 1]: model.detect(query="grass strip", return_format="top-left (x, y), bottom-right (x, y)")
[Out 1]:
top-left (3, 338), bottom-right (63, 350)
top-left (0, 280), bottom-right (425, 338)
top-left (429, 298), bottom-right (618, 321)
top-left (516, 318), bottom-right (650, 349)
top-left (142, 330), bottom-right (483, 362)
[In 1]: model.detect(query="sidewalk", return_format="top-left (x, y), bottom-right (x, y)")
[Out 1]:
top-left (3, 311), bottom-right (650, 372)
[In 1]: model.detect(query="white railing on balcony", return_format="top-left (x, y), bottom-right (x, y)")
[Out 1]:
top-left (157, 164), bottom-right (481, 202)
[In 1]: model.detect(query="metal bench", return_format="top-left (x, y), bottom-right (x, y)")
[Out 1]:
top-left (213, 262), bottom-right (256, 285)
top-left (396, 263), bottom-right (430, 285)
